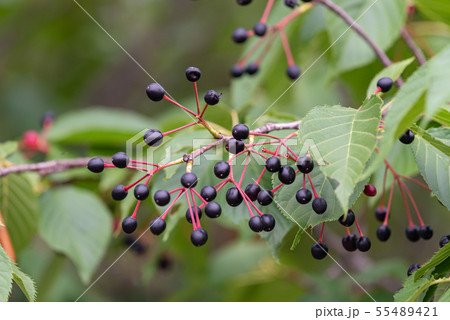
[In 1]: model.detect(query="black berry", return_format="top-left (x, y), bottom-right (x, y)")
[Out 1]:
top-left (278, 166), bottom-right (296, 184)
top-left (376, 225), bottom-right (391, 242)
top-left (266, 157), bottom-right (281, 172)
top-left (257, 189), bottom-right (273, 206)
top-left (204, 90), bottom-right (221, 105)
top-left (231, 64), bottom-right (245, 78)
top-left (356, 236), bottom-right (371, 252)
top-left (246, 62), bottom-right (259, 75)
top-left (134, 184), bottom-right (149, 200)
top-left (439, 235), bottom-right (450, 248)
top-left (150, 218), bottom-right (166, 235)
top-left (205, 201), bottom-right (222, 218)
top-left (420, 225), bottom-right (433, 240)
top-left (287, 65), bottom-right (301, 80)
top-left (342, 234), bottom-right (358, 252)
top-left (185, 206), bottom-right (202, 223)
top-left (232, 28), bottom-right (248, 43)
top-left (181, 172), bottom-right (198, 188)
top-left (261, 214), bottom-right (276, 232)
top-left (201, 185), bottom-right (217, 202)
top-left (312, 198), bottom-right (327, 214)
top-left (296, 188), bottom-right (312, 204)
top-left (237, 0), bottom-right (252, 5)
top-left (375, 206), bottom-right (387, 222)
top-left (232, 124), bottom-right (250, 140)
top-left (154, 190), bottom-right (170, 206)
top-left (399, 129), bottom-right (415, 144)
top-left (285, 0), bottom-right (299, 8)
top-left (226, 138), bottom-right (245, 154)
top-left (146, 83), bottom-right (165, 101)
top-left (185, 67), bottom-right (201, 82)
top-left (407, 263), bottom-right (421, 277)
top-left (112, 185), bottom-right (128, 201)
top-left (143, 129), bottom-right (163, 147)
top-left (226, 187), bottom-right (243, 207)
top-left (377, 77), bottom-right (393, 93)
top-left (87, 157), bottom-right (104, 173)
top-left (406, 225), bottom-right (420, 242)
top-left (191, 228), bottom-right (208, 246)
top-left (248, 216), bottom-right (263, 232)
top-left (311, 242), bottom-right (328, 260)
top-left (112, 152), bottom-right (129, 168)
top-left (253, 22), bottom-right (267, 37)
top-left (214, 161), bottom-right (230, 179)
top-left (122, 217), bottom-right (137, 234)
top-left (339, 209), bottom-right (355, 227)
top-left (245, 184), bottom-right (261, 201)
top-left (296, 156), bottom-right (314, 173)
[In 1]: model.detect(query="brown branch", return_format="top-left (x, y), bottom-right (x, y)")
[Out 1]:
top-left (401, 28), bottom-right (427, 65)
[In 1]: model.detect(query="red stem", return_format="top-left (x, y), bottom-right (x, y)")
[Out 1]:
top-left (131, 200), bottom-right (141, 219)
top-left (163, 121), bottom-right (199, 136)
top-left (185, 190), bottom-right (197, 230)
top-left (124, 173), bottom-right (152, 191)
top-left (260, 0), bottom-right (275, 24)
top-left (238, 154), bottom-right (251, 186)
top-left (190, 189), bottom-right (201, 229)
top-left (199, 104), bottom-right (209, 118)
top-left (280, 28), bottom-right (295, 66)
top-left (255, 167), bottom-right (266, 185)
top-left (192, 188), bottom-right (208, 205)
top-left (383, 179), bottom-right (396, 226)
top-left (397, 179), bottom-right (414, 228)
top-left (163, 96), bottom-right (197, 116)
top-left (161, 190), bottom-right (185, 220)
top-left (130, 160), bottom-right (159, 167)
top-left (306, 174), bottom-right (319, 198)
top-left (232, 180), bottom-right (254, 218)
top-left (193, 82), bottom-right (200, 115)
top-left (318, 222), bottom-right (326, 242)
top-left (398, 180), bottom-right (425, 227)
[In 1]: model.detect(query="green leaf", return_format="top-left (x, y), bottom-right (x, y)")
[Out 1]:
top-left (394, 276), bottom-right (432, 302)
top-left (325, 0), bottom-right (407, 72)
top-left (432, 107), bottom-right (450, 127)
top-left (415, 0), bottom-right (450, 26)
top-left (11, 264), bottom-right (36, 302)
top-left (39, 186), bottom-right (112, 284)
top-left (410, 125), bottom-right (450, 210)
top-left (427, 127), bottom-right (450, 146)
top-left (298, 95), bottom-right (382, 211)
top-left (366, 58), bottom-right (414, 96)
top-left (0, 141), bottom-right (18, 159)
top-left (0, 174), bottom-right (40, 253)
top-left (414, 243), bottom-right (450, 281)
top-left (439, 287), bottom-right (450, 301)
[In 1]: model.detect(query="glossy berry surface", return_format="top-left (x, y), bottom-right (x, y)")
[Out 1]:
top-left (312, 197), bottom-right (327, 214)
top-left (205, 202), bottom-right (222, 218)
top-left (226, 138), bottom-right (245, 154)
top-left (253, 22), bottom-right (267, 36)
top-left (204, 90), bottom-right (221, 105)
top-left (226, 187), bottom-right (243, 207)
top-left (191, 228), bottom-right (208, 247)
top-left (112, 185), bottom-right (128, 201)
top-left (278, 166), bottom-right (296, 185)
top-left (146, 83), bottom-right (165, 101)
top-left (285, 0), bottom-right (299, 8)
top-left (376, 225), bottom-right (391, 242)
top-left (406, 225), bottom-right (420, 242)
top-left (420, 225), bottom-right (433, 240)
top-left (377, 77), bottom-right (393, 93)
top-left (248, 216), bottom-right (263, 232)
top-left (232, 124), bottom-right (250, 140)
top-left (143, 129), bottom-right (163, 147)
top-left (134, 184), bottom-right (149, 200)
top-left (311, 242), bottom-right (328, 260)
top-left (154, 190), bottom-right (170, 206)
top-left (122, 217), bottom-right (137, 234)
top-left (296, 188), bottom-right (312, 204)
top-left (231, 64), bottom-right (245, 78)
top-left (232, 28), bottom-right (248, 43)
top-left (399, 129), bottom-right (415, 144)
top-left (296, 156), bottom-right (314, 173)
top-left (185, 67), bottom-right (201, 82)
top-left (439, 235), bottom-right (450, 248)
top-left (150, 218), bottom-right (166, 235)
top-left (245, 184), bottom-right (261, 201)
top-left (261, 214), bottom-right (276, 232)
top-left (356, 236), bottom-right (371, 252)
top-left (342, 234), bottom-right (358, 252)
top-left (266, 156), bottom-right (281, 172)
top-left (181, 172), bottom-right (198, 188)
top-left (257, 189), bottom-right (273, 206)
top-left (112, 152), bottom-right (129, 168)
top-left (407, 263), bottom-right (421, 276)
top-left (375, 206), bottom-right (387, 222)
top-left (363, 184), bottom-right (377, 197)
top-left (246, 62), bottom-right (259, 75)
top-left (339, 209), bottom-right (355, 227)
top-left (185, 206), bottom-right (202, 223)
top-left (287, 65), bottom-right (301, 80)
top-left (200, 185), bottom-right (217, 202)
top-left (87, 157), bottom-right (104, 173)
top-left (214, 161), bottom-right (230, 179)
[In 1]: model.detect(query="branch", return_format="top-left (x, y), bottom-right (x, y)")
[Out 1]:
top-left (401, 28), bottom-right (427, 65)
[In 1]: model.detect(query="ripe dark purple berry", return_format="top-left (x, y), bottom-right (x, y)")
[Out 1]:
top-left (285, 0), bottom-right (299, 8)
top-left (191, 228), bottom-right (208, 246)
top-left (439, 235), bottom-right (450, 248)
top-left (278, 166), bottom-right (296, 185)
top-left (420, 225), bottom-right (433, 240)
top-left (185, 67), bottom-right (201, 82)
top-left (122, 217), bottom-right (137, 234)
top-left (134, 184), bottom-right (149, 200)
top-left (150, 217), bottom-right (166, 235)
top-left (339, 209), bottom-right (355, 227)
top-left (112, 185), bottom-right (128, 201)
top-left (248, 216), bottom-right (263, 232)
top-left (399, 129), bottom-right (415, 144)
top-left (237, 0), bottom-right (252, 5)
top-left (406, 225), bottom-right (420, 242)
top-left (146, 83), bottom-right (165, 101)
top-left (261, 214), bottom-right (276, 232)
top-left (214, 161), bottom-right (230, 179)
top-left (112, 152), bottom-right (129, 168)
top-left (181, 172), bottom-right (198, 188)
top-left (342, 234), bottom-right (358, 252)
top-left (226, 187), bottom-right (243, 207)
top-left (204, 90), bottom-right (221, 106)
top-left (296, 188), bottom-right (312, 204)
top-left (287, 65), bottom-right (301, 80)
top-left (296, 156), bottom-right (314, 173)
top-left (185, 206), bottom-right (202, 224)
top-left (226, 138), bottom-right (245, 154)
top-left (312, 198), bottom-right (327, 214)
top-left (266, 157), bottom-right (281, 172)
top-left (245, 184), bottom-right (261, 201)
top-left (232, 124), bottom-right (250, 140)
top-left (356, 236), bottom-right (371, 252)
top-left (257, 189), bottom-right (273, 206)
top-left (407, 263), bottom-right (421, 276)
top-left (232, 28), bottom-right (248, 43)
top-left (143, 129), bottom-right (163, 147)
top-left (375, 206), bottom-right (387, 222)
top-left (311, 242), bottom-right (328, 260)
top-left (87, 157), bottom-right (104, 173)
top-left (363, 184), bottom-right (377, 197)
top-left (231, 64), bottom-right (245, 78)
top-left (376, 225), bottom-right (391, 242)
top-left (154, 190), bottom-right (170, 206)
top-left (377, 77), bottom-right (393, 93)
top-left (246, 62), bottom-right (259, 75)
top-left (205, 202), bottom-right (222, 218)
top-left (253, 22), bottom-right (267, 36)
top-left (200, 185), bottom-right (217, 202)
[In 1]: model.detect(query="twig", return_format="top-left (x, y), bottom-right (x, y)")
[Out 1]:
top-left (401, 28), bottom-right (427, 65)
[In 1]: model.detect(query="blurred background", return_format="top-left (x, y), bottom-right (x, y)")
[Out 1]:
top-left (1, 0), bottom-right (449, 301)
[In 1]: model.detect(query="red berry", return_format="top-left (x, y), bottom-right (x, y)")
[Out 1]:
top-left (363, 184), bottom-right (377, 197)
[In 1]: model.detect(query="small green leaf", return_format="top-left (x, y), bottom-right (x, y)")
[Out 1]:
top-left (394, 276), bottom-right (432, 302)
top-left (415, 0), bottom-right (450, 26)
top-left (0, 141), bottom-right (18, 159)
top-left (414, 243), bottom-right (450, 281)
top-left (366, 58), bottom-right (414, 96)
top-left (11, 264), bottom-right (36, 302)
top-left (432, 107), bottom-right (450, 127)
